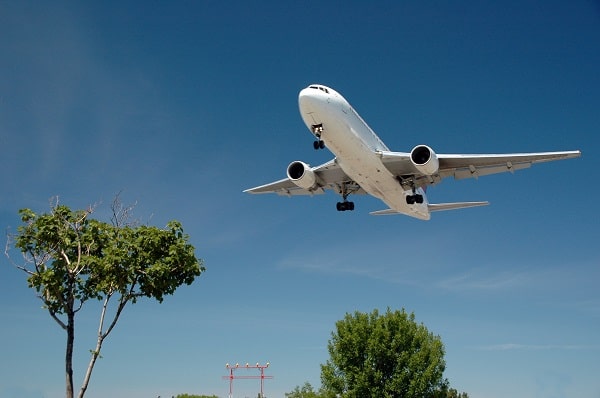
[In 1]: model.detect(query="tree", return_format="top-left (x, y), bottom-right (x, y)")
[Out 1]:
top-left (7, 198), bottom-right (204, 398)
top-left (320, 308), bottom-right (446, 398)
top-left (285, 382), bottom-right (324, 398)
top-left (432, 386), bottom-right (469, 398)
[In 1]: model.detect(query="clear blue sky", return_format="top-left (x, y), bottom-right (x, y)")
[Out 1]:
top-left (1, 1), bottom-right (598, 397)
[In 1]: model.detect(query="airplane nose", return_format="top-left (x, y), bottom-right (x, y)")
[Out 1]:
top-left (298, 88), bottom-right (312, 104)
top-left (298, 88), bottom-right (322, 113)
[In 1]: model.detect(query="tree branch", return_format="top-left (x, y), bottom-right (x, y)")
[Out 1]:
top-left (101, 278), bottom-right (138, 340)
top-left (47, 307), bottom-right (68, 330)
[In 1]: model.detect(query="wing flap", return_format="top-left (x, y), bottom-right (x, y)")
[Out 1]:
top-left (450, 162), bottom-right (531, 180)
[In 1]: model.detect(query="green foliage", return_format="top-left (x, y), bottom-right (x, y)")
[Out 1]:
top-left (11, 200), bottom-right (204, 398)
top-left (174, 394), bottom-right (219, 398)
top-left (432, 385), bottom-right (470, 398)
top-left (320, 308), bottom-right (446, 398)
top-left (15, 204), bottom-right (204, 317)
top-left (285, 382), bottom-right (324, 398)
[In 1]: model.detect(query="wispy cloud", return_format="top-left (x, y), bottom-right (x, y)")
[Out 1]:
top-left (279, 242), bottom-right (534, 292)
top-left (476, 343), bottom-right (600, 351)
top-left (435, 269), bottom-right (532, 291)
top-left (277, 239), bottom-right (428, 287)
top-left (435, 259), bottom-right (600, 296)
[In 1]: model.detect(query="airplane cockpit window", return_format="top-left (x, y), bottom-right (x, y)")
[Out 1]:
top-left (309, 85), bottom-right (329, 94)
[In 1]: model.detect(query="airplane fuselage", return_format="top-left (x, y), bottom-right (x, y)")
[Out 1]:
top-left (298, 85), bottom-right (431, 220)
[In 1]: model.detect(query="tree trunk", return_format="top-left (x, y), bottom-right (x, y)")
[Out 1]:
top-left (65, 310), bottom-right (75, 398)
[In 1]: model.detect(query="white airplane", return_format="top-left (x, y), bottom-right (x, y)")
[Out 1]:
top-left (245, 84), bottom-right (581, 220)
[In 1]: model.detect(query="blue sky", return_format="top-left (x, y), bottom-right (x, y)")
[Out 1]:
top-left (1, 1), bottom-right (598, 397)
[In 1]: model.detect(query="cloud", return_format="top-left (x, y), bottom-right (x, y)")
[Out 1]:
top-left (435, 259), bottom-right (600, 297)
top-left (476, 343), bottom-right (600, 351)
top-left (278, 238), bottom-right (533, 292)
top-left (277, 239), bottom-right (427, 287)
top-left (435, 269), bottom-right (531, 291)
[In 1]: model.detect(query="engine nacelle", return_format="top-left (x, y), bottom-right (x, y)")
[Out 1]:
top-left (410, 145), bottom-right (439, 175)
top-left (287, 161), bottom-right (318, 190)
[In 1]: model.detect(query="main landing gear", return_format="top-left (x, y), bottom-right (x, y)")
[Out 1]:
top-left (312, 124), bottom-right (325, 150)
top-left (406, 194), bottom-right (424, 205)
top-left (336, 182), bottom-right (355, 212)
top-left (406, 187), bottom-right (424, 205)
top-left (336, 201), bottom-right (355, 211)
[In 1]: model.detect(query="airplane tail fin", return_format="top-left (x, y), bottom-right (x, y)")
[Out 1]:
top-left (427, 201), bottom-right (489, 212)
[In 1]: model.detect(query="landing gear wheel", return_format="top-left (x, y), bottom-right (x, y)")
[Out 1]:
top-left (336, 182), bottom-right (357, 212)
top-left (336, 201), bottom-right (355, 212)
top-left (311, 124), bottom-right (325, 150)
top-left (406, 194), bottom-right (424, 205)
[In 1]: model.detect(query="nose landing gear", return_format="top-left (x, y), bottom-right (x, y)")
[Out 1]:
top-left (312, 124), bottom-right (325, 150)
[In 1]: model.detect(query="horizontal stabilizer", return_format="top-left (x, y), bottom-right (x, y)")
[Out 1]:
top-left (428, 201), bottom-right (489, 212)
top-left (370, 209), bottom-right (403, 216)
top-left (370, 201), bottom-right (489, 216)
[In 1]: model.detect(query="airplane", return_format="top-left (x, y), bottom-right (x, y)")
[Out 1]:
top-left (244, 84), bottom-right (581, 220)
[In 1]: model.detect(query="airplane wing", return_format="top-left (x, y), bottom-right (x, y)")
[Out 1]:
top-left (378, 150), bottom-right (581, 189)
top-left (244, 159), bottom-right (366, 196)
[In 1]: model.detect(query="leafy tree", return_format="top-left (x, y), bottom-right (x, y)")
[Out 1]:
top-left (432, 386), bottom-right (469, 398)
top-left (320, 308), bottom-right (446, 398)
top-left (286, 382), bottom-right (324, 398)
top-left (174, 394), bottom-right (219, 398)
top-left (8, 198), bottom-right (204, 398)
top-left (448, 388), bottom-right (469, 398)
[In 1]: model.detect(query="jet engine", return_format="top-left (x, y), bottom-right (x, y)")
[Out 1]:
top-left (410, 145), bottom-right (439, 175)
top-left (287, 161), bottom-right (318, 190)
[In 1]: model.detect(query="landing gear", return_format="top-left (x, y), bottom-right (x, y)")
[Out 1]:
top-left (336, 182), bottom-right (356, 212)
top-left (312, 124), bottom-right (325, 150)
top-left (406, 194), bottom-right (424, 205)
top-left (336, 201), bottom-right (355, 212)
